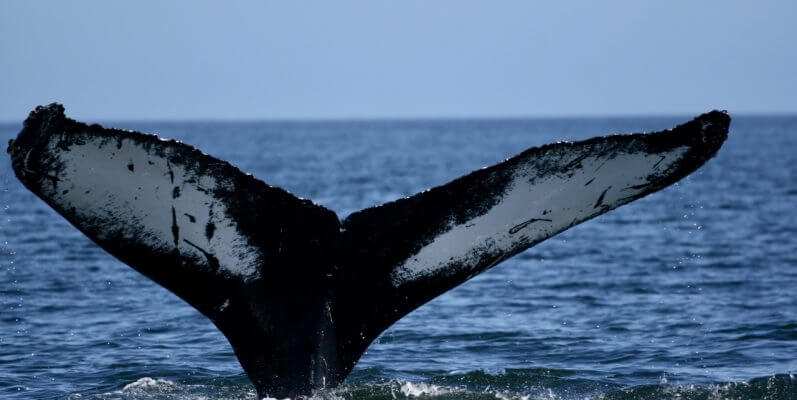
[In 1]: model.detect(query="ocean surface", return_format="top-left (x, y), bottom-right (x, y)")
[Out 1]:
top-left (1, 114), bottom-right (795, 400)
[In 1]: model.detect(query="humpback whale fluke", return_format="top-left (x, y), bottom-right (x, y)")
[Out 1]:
top-left (7, 104), bottom-right (729, 398)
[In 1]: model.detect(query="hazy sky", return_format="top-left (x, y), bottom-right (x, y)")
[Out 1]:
top-left (1, 1), bottom-right (795, 121)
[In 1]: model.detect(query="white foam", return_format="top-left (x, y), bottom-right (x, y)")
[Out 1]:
top-left (122, 377), bottom-right (176, 391)
top-left (67, 376), bottom-right (259, 399)
top-left (396, 381), bottom-right (456, 397)
top-left (493, 391), bottom-right (531, 400)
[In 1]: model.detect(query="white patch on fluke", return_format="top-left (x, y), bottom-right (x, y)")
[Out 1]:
top-left (391, 147), bottom-right (688, 286)
top-left (39, 135), bottom-right (262, 280)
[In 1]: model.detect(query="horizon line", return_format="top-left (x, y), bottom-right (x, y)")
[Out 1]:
top-left (0, 110), bottom-right (795, 125)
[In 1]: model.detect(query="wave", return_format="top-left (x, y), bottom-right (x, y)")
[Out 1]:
top-left (66, 370), bottom-right (796, 400)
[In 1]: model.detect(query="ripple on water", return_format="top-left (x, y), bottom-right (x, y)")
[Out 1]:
top-left (59, 372), bottom-right (797, 400)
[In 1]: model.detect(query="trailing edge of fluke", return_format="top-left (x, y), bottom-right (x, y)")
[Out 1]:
top-left (7, 104), bottom-right (729, 398)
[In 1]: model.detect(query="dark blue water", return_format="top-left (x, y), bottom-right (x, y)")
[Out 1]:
top-left (1, 115), bottom-right (795, 399)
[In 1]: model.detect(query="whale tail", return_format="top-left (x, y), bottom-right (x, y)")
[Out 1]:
top-left (7, 104), bottom-right (729, 398)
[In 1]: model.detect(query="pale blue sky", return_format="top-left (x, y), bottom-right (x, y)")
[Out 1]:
top-left (1, 1), bottom-right (795, 121)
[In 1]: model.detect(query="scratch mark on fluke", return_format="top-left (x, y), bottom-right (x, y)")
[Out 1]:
top-left (183, 239), bottom-right (221, 271)
top-left (206, 222), bottom-right (215, 240)
top-left (509, 218), bottom-right (553, 234)
top-left (566, 153), bottom-right (589, 169)
top-left (166, 161), bottom-right (174, 184)
top-left (170, 206), bottom-right (179, 248)
top-left (594, 186), bottom-right (612, 209)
